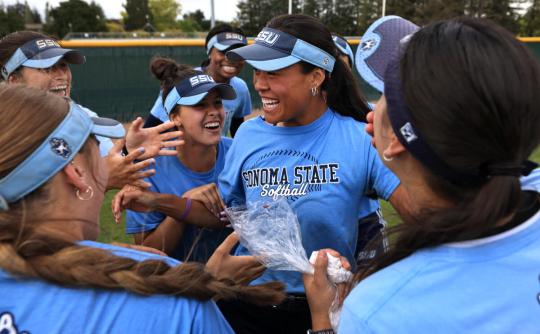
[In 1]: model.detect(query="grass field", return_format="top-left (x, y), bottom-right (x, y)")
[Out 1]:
top-left (99, 147), bottom-right (540, 244)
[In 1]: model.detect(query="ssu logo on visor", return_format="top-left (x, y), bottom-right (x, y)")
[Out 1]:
top-left (35, 39), bottom-right (61, 49)
top-left (256, 30), bottom-right (280, 46)
top-left (189, 74), bottom-right (215, 87)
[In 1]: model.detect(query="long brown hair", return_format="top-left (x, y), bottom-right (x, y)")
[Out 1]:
top-left (353, 18), bottom-right (540, 283)
top-left (0, 85), bottom-right (284, 305)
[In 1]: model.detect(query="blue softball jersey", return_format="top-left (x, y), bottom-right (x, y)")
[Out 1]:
top-left (126, 138), bottom-right (232, 262)
top-left (0, 241), bottom-right (233, 334)
top-left (219, 109), bottom-right (400, 293)
top-left (339, 171), bottom-right (540, 333)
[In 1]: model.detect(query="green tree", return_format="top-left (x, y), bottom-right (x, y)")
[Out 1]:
top-left (123, 0), bottom-right (153, 31)
top-left (0, 3), bottom-right (33, 37)
top-left (149, 0), bottom-right (181, 31)
top-left (183, 9), bottom-right (209, 30)
top-left (44, 0), bottom-right (106, 38)
top-left (237, 0), bottom-right (301, 35)
top-left (521, 0), bottom-right (540, 35)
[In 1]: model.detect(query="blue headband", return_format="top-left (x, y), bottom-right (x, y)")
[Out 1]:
top-left (0, 102), bottom-right (124, 210)
top-left (1, 38), bottom-right (85, 80)
top-left (226, 27), bottom-right (335, 72)
top-left (206, 32), bottom-right (247, 55)
top-left (163, 72), bottom-right (237, 115)
top-left (332, 35), bottom-right (354, 66)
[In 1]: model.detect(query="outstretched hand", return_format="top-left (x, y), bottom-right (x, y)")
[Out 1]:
top-left (106, 138), bottom-right (155, 190)
top-left (125, 117), bottom-right (184, 160)
top-left (206, 233), bottom-right (266, 284)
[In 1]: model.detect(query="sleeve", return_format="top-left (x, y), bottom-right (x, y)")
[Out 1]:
top-left (218, 133), bottom-right (247, 207)
top-left (338, 305), bottom-right (374, 334)
top-left (236, 80), bottom-right (252, 118)
top-left (364, 134), bottom-right (400, 200)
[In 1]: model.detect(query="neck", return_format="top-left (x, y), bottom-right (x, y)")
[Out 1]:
top-left (279, 96), bottom-right (328, 127)
top-left (177, 141), bottom-right (218, 172)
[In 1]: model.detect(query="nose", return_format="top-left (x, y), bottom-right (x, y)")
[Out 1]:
top-left (253, 70), bottom-right (268, 92)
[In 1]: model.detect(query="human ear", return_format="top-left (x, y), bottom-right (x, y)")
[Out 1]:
top-left (382, 135), bottom-right (407, 161)
top-left (62, 162), bottom-right (89, 193)
top-left (310, 68), bottom-right (325, 88)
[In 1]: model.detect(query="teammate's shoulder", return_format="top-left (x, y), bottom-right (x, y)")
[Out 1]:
top-left (220, 136), bottom-right (234, 149)
top-left (230, 76), bottom-right (249, 89)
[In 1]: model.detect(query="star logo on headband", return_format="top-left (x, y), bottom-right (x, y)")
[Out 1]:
top-left (323, 58), bottom-right (329, 65)
top-left (361, 39), bottom-right (376, 51)
top-left (400, 123), bottom-right (418, 143)
top-left (49, 138), bottom-right (72, 159)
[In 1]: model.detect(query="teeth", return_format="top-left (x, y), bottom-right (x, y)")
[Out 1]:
top-left (222, 66), bottom-right (237, 72)
top-left (49, 85), bottom-right (67, 96)
top-left (261, 98), bottom-right (279, 111)
top-left (204, 122), bottom-right (220, 129)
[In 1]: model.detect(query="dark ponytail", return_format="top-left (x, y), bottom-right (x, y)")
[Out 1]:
top-left (149, 57), bottom-right (198, 108)
top-left (352, 18), bottom-right (540, 284)
top-left (267, 14), bottom-right (370, 122)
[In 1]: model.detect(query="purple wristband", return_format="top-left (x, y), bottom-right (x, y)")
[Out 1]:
top-left (179, 197), bottom-right (192, 221)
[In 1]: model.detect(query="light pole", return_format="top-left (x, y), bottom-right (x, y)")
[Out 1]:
top-left (382, 0), bottom-right (386, 16)
top-left (210, 0), bottom-right (215, 28)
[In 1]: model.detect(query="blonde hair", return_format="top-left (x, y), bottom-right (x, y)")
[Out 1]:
top-left (0, 85), bottom-right (284, 305)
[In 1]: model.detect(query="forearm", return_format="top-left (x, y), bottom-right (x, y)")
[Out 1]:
top-left (153, 193), bottom-right (224, 228)
top-left (134, 216), bottom-right (185, 254)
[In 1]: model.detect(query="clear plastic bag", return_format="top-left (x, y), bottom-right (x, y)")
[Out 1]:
top-left (225, 198), bottom-right (314, 274)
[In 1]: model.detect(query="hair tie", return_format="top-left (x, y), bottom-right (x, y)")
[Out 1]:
top-left (484, 160), bottom-right (538, 177)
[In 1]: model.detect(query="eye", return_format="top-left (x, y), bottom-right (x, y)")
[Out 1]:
top-left (215, 99), bottom-right (223, 107)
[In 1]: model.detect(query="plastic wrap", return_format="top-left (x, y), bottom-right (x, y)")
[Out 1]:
top-left (225, 198), bottom-right (314, 274)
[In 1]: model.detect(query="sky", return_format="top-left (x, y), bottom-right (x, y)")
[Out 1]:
top-left (2, 0), bottom-right (241, 22)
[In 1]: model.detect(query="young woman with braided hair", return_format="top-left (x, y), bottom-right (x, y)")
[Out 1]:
top-left (0, 85), bottom-right (284, 333)
top-left (304, 17), bottom-right (540, 333)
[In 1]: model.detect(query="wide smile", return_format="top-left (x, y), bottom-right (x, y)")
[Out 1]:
top-left (261, 97), bottom-right (279, 112)
top-left (49, 85), bottom-right (68, 97)
top-left (221, 64), bottom-right (239, 75)
top-left (203, 120), bottom-right (222, 131)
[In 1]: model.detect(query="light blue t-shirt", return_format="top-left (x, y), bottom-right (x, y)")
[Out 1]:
top-left (78, 103), bottom-right (113, 156)
top-left (0, 241), bottom-right (233, 334)
top-left (219, 109), bottom-right (400, 293)
top-left (126, 138), bottom-right (233, 262)
top-left (340, 173), bottom-right (540, 333)
top-left (149, 75), bottom-right (252, 137)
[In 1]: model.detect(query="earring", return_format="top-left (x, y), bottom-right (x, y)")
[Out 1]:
top-left (76, 186), bottom-right (94, 201)
top-left (382, 152), bottom-right (394, 162)
top-left (311, 86), bottom-right (318, 96)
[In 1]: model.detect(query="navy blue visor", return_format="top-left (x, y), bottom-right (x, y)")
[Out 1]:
top-left (332, 34), bottom-right (354, 66)
top-left (163, 72), bottom-right (236, 115)
top-left (1, 38), bottom-right (85, 80)
top-left (226, 27), bottom-right (335, 72)
top-left (206, 32), bottom-right (248, 54)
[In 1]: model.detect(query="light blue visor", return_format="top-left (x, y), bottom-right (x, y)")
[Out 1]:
top-left (226, 27), bottom-right (335, 72)
top-left (163, 72), bottom-right (236, 115)
top-left (0, 102), bottom-right (124, 210)
top-left (1, 38), bottom-right (85, 80)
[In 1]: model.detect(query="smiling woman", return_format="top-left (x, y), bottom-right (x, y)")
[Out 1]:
top-left (125, 57), bottom-right (238, 263)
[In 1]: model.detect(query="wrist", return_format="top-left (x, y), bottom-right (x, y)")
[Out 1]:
top-left (307, 329), bottom-right (334, 334)
top-left (311, 315), bottom-right (332, 332)
top-left (178, 197), bottom-right (192, 221)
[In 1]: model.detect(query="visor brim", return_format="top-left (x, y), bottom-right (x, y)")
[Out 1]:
top-left (90, 117), bottom-right (125, 139)
top-left (24, 48), bottom-right (85, 69)
top-left (227, 44), bottom-right (300, 71)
